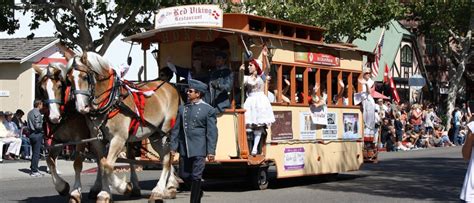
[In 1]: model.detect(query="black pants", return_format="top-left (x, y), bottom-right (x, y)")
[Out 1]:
top-left (179, 156), bottom-right (205, 182)
top-left (29, 133), bottom-right (43, 173)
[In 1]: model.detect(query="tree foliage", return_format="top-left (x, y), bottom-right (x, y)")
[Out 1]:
top-left (0, 0), bottom-right (19, 34)
top-left (15, 1), bottom-right (173, 55)
top-left (405, 1), bottom-right (472, 126)
top-left (407, 1), bottom-right (471, 47)
top-left (233, 0), bottom-right (405, 43)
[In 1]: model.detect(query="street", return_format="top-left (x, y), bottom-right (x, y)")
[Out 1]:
top-left (0, 146), bottom-right (467, 203)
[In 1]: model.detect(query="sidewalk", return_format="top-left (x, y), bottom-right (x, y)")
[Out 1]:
top-left (0, 159), bottom-right (98, 181)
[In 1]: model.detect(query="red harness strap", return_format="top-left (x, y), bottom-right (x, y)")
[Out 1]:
top-left (128, 91), bottom-right (146, 136)
top-left (60, 86), bottom-right (71, 112)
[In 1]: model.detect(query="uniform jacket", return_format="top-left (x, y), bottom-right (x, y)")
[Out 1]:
top-left (170, 100), bottom-right (218, 158)
top-left (209, 66), bottom-right (233, 114)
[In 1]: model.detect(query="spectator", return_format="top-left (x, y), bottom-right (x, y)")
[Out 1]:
top-left (385, 126), bottom-right (397, 152)
top-left (27, 99), bottom-right (45, 177)
top-left (431, 124), bottom-right (455, 147)
top-left (394, 112), bottom-right (408, 151)
top-left (410, 104), bottom-right (423, 133)
top-left (453, 107), bottom-right (464, 145)
top-left (419, 128), bottom-right (432, 148)
top-left (3, 111), bottom-right (23, 159)
top-left (12, 109), bottom-right (26, 129)
top-left (461, 102), bottom-right (472, 125)
top-left (0, 111), bottom-right (22, 162)
top-left (424, 106), bottom-right (439, 135)
top-left (380, 118), bottom-right (391, 149)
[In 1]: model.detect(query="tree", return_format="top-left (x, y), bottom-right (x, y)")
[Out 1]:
top-left (12, 1), bottom-right (171, 55)
top-left (407, 1), bottom-right (472, 127)
top-left (233, 1), bottom-right (405, 43)
top-left (0, 0), bottom-right (19, 34)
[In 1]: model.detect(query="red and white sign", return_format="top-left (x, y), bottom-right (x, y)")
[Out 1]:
top-left (155, 5), bottom-right (223, 29)
top-left (307, 52), bottom-right (340, 66)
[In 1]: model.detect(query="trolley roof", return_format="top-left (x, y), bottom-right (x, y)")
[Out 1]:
top-left (123, 13), bottom-right (372, 55)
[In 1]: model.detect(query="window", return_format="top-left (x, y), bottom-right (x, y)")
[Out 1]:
top-left (400, 45), bottom-right (413, 66)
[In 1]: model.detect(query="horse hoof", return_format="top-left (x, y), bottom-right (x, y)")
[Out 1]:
top-left (69, 195), bottom-right (81, 203)
top-left (96, 197), bottom-right (110, 203)
top-left (149, 193), bottom-right (162, 201)
top-left (161, 188), bottom-right (177, 199)
top-left (96, 191), bottom-right (111, 203)
top-left (58, 183), bottom-right (70, 196)
top-left (69, 189), bottom-right (82, 203)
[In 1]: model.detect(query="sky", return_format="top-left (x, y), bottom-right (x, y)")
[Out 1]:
top-left (0, 2), bottom-right (159, 81)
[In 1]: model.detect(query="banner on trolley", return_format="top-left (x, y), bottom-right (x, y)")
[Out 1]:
top-left (155, 5), bottom-right (223, 29)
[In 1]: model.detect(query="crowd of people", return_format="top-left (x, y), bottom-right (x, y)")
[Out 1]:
top-left (376, 100), bottom-right (470, 152)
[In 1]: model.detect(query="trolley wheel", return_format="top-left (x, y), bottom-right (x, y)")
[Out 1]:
top-left (249, 166), bottom-right (269, 190)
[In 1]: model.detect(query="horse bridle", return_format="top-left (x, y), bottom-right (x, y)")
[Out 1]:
top-left (69, 57), bottom-right (95, 99)
top-left (38, 65), bottom-right (67, 106)
top-left (69, 57), bottom-right (121, 116)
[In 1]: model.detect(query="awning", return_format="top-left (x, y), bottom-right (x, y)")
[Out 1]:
top-left (122, 26), bottom-right (372, 54)
top-left (371, 89), bottom-right (389, 100)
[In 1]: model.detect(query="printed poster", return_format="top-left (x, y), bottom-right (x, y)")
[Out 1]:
top-left (322, 112), bottom-right (337, 139)
top-left (284, 147), bottom-right (305, 170)
top-left (310, 104), bottom-right (327, 125)
top-left (342, 113), bottom-right (360, 139)
top-left (271, 111), bottom-right (293, 140)
top-left (299, 112), bottom-right (317, 140)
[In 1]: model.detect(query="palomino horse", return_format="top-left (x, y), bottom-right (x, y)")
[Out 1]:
top-left (34, 63), bottom-right (142, 202)
top-left (66, 52), bottom-right (180, 202)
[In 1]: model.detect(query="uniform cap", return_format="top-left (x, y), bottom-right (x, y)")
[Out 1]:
top-left (188, 79), bottom-right (208, 93)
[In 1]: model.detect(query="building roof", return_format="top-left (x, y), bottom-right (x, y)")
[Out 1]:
top-left (0, 37), bottom-right (58, 61)
top-left (353, 20), bottom-right (412, 81)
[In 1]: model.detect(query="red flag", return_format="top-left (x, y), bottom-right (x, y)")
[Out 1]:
top-left (384, 64), bottom-right (390, 83)
top-left (388, 72), bottom-right (400, 104)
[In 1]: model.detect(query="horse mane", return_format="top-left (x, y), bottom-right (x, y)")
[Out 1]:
top-left (36, 62), bottom-right (67, 81)
top-left (48, 62), bottom-right (67, 80)
top-left (73, 51), bottom-right (111, 77)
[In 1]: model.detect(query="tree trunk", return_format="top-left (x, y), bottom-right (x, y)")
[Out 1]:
top-left (445, 61), bottom-right (465, 129)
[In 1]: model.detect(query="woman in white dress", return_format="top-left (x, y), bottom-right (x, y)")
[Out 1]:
top-left (240, 59), bottom-right (276, 155)
top-left (461, 121), bottom-right (474, 202)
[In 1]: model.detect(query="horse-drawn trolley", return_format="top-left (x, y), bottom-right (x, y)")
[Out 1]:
top-left (124, 5), bottom-right (374, 190)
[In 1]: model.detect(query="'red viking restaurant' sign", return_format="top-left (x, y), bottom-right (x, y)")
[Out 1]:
top-left (155, 5), bottom-right (223, 29)
top-left (307, 52), bottom-right (340, 66)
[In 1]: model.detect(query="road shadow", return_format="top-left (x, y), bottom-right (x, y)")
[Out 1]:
top-left (310, 157), bottom-right (467, 202)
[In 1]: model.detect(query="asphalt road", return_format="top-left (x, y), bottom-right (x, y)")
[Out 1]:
top-left (0, 146), bottom-right (467, 203)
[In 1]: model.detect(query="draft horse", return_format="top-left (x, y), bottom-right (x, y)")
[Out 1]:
top-left (66, 52), bottom-right (180, 202)
top-left (34, 63), bottom-right (142, 202)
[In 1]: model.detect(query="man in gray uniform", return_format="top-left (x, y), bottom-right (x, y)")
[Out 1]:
top-left (170, 79), bottom-right (218, 203)
top-left (209, 52), bottom-right (233, 114)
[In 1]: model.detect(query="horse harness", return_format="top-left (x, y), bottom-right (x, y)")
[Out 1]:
top-left (69, 58), bottom-right (168, 137)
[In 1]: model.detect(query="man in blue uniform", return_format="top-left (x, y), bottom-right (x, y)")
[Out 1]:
top-left (170, 79), bottom-right (218, 203)
top-left (209, 52), bottom-right (234, 114)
